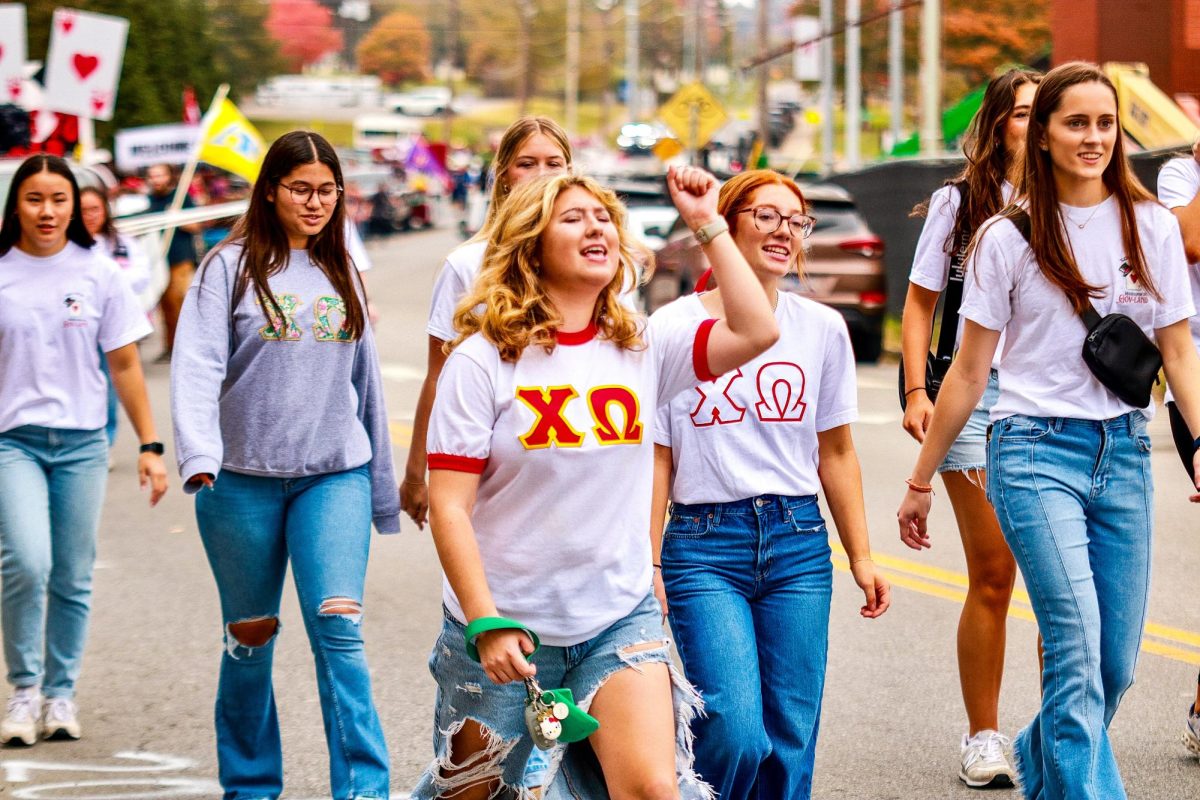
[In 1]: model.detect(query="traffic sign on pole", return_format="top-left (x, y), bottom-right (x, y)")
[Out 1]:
top-left (658, 81), bottom-right (728, 151)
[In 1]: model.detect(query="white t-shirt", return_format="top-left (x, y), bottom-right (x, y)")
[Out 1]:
top-left (92, 233), bottom-right (151, 299)
top-left (1156, 156), bottom-right (1200, 404)
top-left (427, 314), bottom-right (716, 646)
top-left (909, 181), bottom-right (1014, 369)
top-left (961, 197), bottom-right (1193, 421)
top-left (653, 291), bottom-right (857, 504)
top-left (0, 242), bottom-right (153, 433)
top-left (426, 240), bottom-right (487, 341)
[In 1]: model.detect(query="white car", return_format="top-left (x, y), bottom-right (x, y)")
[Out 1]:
top-left (387, 86), bottom-right (452, 117)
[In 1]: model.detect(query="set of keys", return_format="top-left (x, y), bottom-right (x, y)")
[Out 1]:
top-left (524, 676), bottom-right (571, 750)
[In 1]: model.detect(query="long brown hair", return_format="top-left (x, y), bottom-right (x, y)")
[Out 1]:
top-left (80, 186), bottom-right (118, 248)
top-left (1012, 61), bottom-right (1158, 312)
top-left (0, 155), bottom-right (95, 255)
top-left (912, 68), bottom-right (1041, 253)
top-left (475, 116), bottom-right (572, 240)
top-left (204, 131), bottom-right (365, 340)
top-left (451, 173), bottom-right (643, 362)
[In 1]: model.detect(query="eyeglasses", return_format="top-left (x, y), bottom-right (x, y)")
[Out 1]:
top-left (737, 206), bottom-right (816, 239)
top-left (278, 182), bottom-right (342, 205)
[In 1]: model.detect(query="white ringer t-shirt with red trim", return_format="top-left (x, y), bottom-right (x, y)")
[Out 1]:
top-left (653, 291), bottom-right (858, 504)
top-left (427, 314), bottom-right (717, 646)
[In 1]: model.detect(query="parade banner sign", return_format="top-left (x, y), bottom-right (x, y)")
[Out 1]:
top-left (114, 123), bottom-right (201, 171)
top-left (43, 7), bottom-right (128, 121)
top-left (0, 4), bottom-right (27, 107)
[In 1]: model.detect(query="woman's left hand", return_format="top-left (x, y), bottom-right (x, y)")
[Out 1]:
top-left (665, 165), bottom-right (720, 231)
top-left (138, 453), bottom-right (169, 506)
top-left (850, 559), bottom-right (890, 619)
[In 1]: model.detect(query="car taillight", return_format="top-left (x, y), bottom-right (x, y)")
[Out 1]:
top-left (838, 237), bottom-right (884, 258)
top-left (859, 290), bottom-right (887, 307)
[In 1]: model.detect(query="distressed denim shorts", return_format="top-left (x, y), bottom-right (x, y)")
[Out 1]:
top-left (938, 368), bottom-right (1000, 474)
top-left (411, 592), bottom-right (712, 800)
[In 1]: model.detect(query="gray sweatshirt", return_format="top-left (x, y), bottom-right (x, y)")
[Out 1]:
top-left (171, 243), bottom-right (400, 533)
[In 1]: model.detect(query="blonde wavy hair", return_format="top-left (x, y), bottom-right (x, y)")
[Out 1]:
top-left (451, 173), bottom-right (646, 362)
top-left (474, 116), bottom-right (573, 241)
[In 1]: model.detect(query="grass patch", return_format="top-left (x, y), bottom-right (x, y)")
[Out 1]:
top-left (250, 119), bottom-right (355, 147)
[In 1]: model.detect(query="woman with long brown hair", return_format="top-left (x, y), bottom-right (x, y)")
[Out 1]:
top-left (413, 166), bottom-right (778, 798)
top-left (171, 131), bottom-right (399, 799)
top-left (402, 117), bottom-right (571, 531)
top-left (898, 62), bottom-right (1200, 799)
top-left (899, 67), bottom-right (1039, 788)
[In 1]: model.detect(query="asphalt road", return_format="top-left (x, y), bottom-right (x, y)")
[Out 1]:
top-left (3, 224), bottom-right (1199, 799)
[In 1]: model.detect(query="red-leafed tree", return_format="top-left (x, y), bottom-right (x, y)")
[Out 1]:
top-left (266, 0), bottom-right (344, 71)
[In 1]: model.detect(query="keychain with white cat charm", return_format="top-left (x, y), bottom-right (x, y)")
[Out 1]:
top-left (524, 676), bottom-right (570, 749)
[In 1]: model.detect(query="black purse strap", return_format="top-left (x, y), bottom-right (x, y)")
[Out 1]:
top-left (935, 181), bottom-right (970, 360)
top-left (1010, 208), bottom-right (1103, 330)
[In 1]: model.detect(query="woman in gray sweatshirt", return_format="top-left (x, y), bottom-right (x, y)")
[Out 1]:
top-left (171, 131), bottom-right (398, 800)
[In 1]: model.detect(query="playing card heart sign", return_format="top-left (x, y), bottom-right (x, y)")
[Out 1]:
top-left (0, 4), bottom-right (28, 106)
top-left (43, 8), bottom-right (129, 121)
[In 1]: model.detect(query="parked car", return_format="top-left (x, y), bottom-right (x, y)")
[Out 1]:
top-left (644, 182), bottom-right (886, 362)
top-left (386, 86), bottom-right (452, 117)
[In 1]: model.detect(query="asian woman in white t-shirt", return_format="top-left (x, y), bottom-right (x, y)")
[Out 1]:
top-left (403, 117), bottom-right (572, 530)
top-left (417, 167), bottom-right (779, 799)
top-left (900, 68), bottom-right (1040, 788)
top-left (898, 62), bottom-right (1200, 800)
top-left (0, 155), bottom-right (168, 747)
top-left (648, 169), bottom-right (890, 800)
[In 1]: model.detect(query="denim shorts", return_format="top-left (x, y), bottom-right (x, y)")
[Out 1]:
top-left (410, 593), bottom-right (712, 799)
top-left (938, 368), bottom-right (1000, 474)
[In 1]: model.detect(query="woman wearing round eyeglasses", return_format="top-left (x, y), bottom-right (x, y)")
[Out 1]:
top-left (171, 131), bottom-right (399, 800)
top-left (649, 169), bottom-right (890, 799)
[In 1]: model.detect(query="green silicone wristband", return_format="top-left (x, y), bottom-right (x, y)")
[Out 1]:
top-left (463, 616), bottom-right (540, 663)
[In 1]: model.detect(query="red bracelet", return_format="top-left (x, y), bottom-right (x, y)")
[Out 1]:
top-left (905, 478), bottom-right (934, 494)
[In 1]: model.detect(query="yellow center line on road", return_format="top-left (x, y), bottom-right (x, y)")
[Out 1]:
top-left (831, 545), bottom-right (1200, 666)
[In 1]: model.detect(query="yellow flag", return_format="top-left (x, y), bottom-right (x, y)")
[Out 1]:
top-left (198, 98), bottom-right (265, 182)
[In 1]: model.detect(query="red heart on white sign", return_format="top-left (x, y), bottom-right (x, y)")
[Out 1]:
top-left (90, 90), bottom-right (109, 114)
top-left (59, 12), bottom-right (76, 34)
top-left (7, 78), bottom-right (19, 100)
top-left (73, 54), bottom-right (100, 81)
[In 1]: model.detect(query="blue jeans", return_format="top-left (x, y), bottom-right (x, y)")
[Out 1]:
top-left (195, 467), bottom-right (388, 800)
top-left (0, 426), bottom-right (108, 698)
top-left (662, 494), bottom-right (833, 800)
top-left (987, 413), bottom-right (1152, 800)
top-left (98, 346), bottom-right (118, 447)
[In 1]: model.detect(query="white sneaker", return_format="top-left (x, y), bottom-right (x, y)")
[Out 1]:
top-left (42, 697), bottom-right (81, 740)
top-left (959, 729), bottom-right (1015, 789)
top-left (0, 687), bottom-right (43, 746)
top-left (1184, 704), bottom-right (1200, 756)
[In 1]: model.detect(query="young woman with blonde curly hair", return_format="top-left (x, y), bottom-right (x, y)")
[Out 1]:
top-left (413, 166), bottom-right (779, 799)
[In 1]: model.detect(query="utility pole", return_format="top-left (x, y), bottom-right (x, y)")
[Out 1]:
top-left (626, 0), bottom-right (639, 121)
top-left (888, 0), bottom-right (903, 152)
top-left (756, 0), bottom-right (769, 165)
top-left (920, 0), bottom-right (941, 155)
top-left (566, 0), bottom-right (580, 135)
top-left (683, 0), bottom-right (696, 82)
top-left (820, 0), bottom-right (834, 173)
top-left (694, 0), bottom-right (705, 81)
top-left (845, 0), bottom-right (861, 169)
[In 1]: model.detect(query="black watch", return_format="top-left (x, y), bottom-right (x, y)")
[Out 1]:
top-left (139, 441), bottom-right (165, 455)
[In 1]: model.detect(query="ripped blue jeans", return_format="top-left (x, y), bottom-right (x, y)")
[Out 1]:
top-left (412, 593), bottom-right (712, 800)
top-left (195, 466), bottom-right (388, 800)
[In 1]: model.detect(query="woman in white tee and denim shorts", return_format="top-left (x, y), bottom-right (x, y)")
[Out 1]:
top-left (900, 67), bottom-right (1040, 788)
top-left (416, 167), bottom-right (779, 799)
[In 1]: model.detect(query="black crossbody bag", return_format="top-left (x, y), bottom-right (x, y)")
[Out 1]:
top-left (1011, 209), bottom-right (1162, 408)
top-left (898, 183), bottom-right (969, 410)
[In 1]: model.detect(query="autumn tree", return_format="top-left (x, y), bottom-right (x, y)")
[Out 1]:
top-left (356, 12), bottom-right (433, 85)
top-left (266, 0), bottom-right (344, 72)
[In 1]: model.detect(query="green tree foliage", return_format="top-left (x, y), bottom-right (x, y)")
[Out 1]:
top-left (357, 12), bottom-right (432, 86)
top-left (25, 0), bottom-right (282, 139)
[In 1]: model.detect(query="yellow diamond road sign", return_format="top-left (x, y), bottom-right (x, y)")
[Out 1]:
top-left (659, 82), bottom-right (728, 150)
